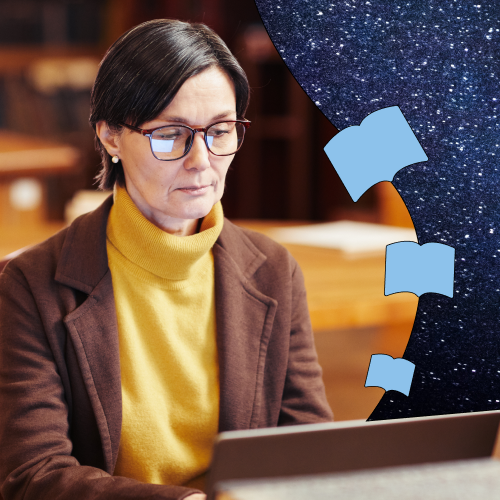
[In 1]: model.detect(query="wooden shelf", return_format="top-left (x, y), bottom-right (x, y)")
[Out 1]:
top-left (0, 46), bottom-right (102, 75)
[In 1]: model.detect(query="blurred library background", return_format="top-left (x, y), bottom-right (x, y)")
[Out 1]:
top-left (0, 0), bottom-right (418, 421)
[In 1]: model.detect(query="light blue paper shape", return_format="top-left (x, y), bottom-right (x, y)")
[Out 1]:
top-left (323, 106), bottom-right (428, 201)
top-left (385, 241), bottom-right (455, 297)
top-left (365, 354), bottom-right (415, 396)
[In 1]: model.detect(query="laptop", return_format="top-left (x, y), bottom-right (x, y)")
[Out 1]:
top-left (206, 410), bottom-right (500, 500)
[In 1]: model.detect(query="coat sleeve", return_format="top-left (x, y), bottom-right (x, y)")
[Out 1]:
top-left (277, 258), bottom-right (334, 425)
top-left (0, 269), bottom-right (202, 500)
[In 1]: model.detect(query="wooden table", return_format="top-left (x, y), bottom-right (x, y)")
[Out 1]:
top-left (0, 129), bottom-right (80, 227)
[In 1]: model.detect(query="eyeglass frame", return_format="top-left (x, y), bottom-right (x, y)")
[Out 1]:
top-left (119, 119), bottom-right (251, 161)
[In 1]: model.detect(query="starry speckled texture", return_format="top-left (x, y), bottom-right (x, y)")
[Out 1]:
top-left (254, 0), bottom-right (500, 420)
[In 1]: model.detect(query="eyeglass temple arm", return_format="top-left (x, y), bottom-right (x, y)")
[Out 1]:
top-left (120, 123), bottom-right (150, 135)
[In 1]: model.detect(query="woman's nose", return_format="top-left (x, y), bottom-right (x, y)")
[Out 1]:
top-left (183, 132), bottom-right (210, 171)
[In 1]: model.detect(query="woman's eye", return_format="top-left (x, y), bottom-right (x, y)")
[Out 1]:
top-left (155, 129), bottom-right (184, 140)
top-left (211, 130), bottom-right (228, 137)
top-left (159, 133), bottom-right (180, 140)
top-left (209, 126), bottom-right (232, 137)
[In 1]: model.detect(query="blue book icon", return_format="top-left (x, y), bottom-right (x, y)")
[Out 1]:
top-left (324, 106), bottom-right (428, 201)
top-left (385, 241), bottom-right (455, 297)
top-left (365, 354), bottom-right (415, 396)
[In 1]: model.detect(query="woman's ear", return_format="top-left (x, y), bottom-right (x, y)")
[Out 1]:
top-left (96, 121), bottom-right (121, 158)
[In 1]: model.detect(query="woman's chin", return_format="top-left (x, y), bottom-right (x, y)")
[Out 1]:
top-left (168, 197), bottom-right (218, 221)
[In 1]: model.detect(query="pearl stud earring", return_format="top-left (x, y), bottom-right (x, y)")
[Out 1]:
top-left (112, 155), bottom-right (119, 163)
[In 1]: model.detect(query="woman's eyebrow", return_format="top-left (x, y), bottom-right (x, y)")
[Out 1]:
top-left (160, 110), bottom-right (237, 124)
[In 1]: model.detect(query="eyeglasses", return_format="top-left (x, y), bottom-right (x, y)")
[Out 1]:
top-left (120, 119), bottom-right (251, 161)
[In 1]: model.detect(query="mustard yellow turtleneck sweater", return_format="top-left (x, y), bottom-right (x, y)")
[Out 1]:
top-left (106, 186), bottom-right (223, 489)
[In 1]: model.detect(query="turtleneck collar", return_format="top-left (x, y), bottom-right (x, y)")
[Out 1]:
top-left (106, 185), bottom-right (224, 281)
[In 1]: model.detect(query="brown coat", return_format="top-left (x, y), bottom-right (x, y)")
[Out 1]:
top-left (0, 196), bottom-right (332, 500)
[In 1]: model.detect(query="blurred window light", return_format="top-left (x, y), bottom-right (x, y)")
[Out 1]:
top-left (27, 58), bottom-right (100, 94)
top-left (9, 178), bottom-right (42, 211)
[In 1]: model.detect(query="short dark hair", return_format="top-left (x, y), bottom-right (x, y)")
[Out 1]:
top-left (89, 19), bottom-right (250, 190)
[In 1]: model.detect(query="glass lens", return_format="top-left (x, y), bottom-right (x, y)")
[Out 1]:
top-left (206, 122), bottom-right (245, 155)
top-left (150, 126), bottom-right (192, 160)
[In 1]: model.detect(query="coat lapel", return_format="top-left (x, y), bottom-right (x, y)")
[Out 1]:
top-left (63, 272), bottom-right (121, 472)
top-left (55, 196), bottom-right (122, 472)
top-left (214, 221), bottom-right (278, 431)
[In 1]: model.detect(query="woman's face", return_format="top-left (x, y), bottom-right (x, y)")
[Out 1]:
top-left (98, 67), bottom-right (237, 236)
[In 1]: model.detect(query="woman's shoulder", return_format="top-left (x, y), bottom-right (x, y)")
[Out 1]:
top-left (1, 195), bottom-right (113, 284)
top-left (1, 227), bottom-right (69, 281)
top-left (218, 218), bottom-right (298, 275)
top-left (221, 219), bottom-right (290, 253)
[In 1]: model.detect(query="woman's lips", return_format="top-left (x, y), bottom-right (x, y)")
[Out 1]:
top-left (177, 185), bottom-right (211, 195)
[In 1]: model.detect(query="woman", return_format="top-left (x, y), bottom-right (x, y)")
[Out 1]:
top-left (0, 19), bottom-right (332, 500)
